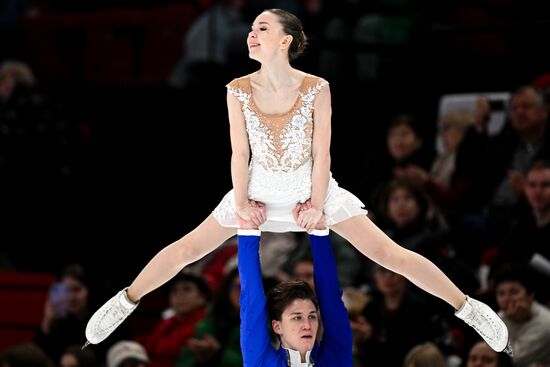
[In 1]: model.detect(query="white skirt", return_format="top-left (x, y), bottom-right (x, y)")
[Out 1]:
top-left (212, 175), bottom-right (368, 233)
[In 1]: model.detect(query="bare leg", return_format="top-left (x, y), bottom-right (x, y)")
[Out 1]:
top-left (331, 215), bottom-right (465, 310)
top-left (126, 215), bottom-right (236, 302)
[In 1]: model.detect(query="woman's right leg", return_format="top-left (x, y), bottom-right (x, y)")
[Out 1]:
top-left (85, 214), bottom-right (236, 345)
top-left (126, 214), bottom-right (236, 301)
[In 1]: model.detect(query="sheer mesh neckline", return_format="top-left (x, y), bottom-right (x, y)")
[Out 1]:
top-left (248, 73), bottom-right (309, 118)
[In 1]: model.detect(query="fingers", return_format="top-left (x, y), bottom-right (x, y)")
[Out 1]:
top-left (297, 209), bottom-right (322, 233)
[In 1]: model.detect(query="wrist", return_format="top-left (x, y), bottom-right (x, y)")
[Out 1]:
top-left (236, 202), bottom-right (249, 210)
top-left (309, 203), bottom-right (323, 211)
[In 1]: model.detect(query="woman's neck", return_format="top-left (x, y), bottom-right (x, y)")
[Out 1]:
top-left (256, 63), bottom-right (301, 90)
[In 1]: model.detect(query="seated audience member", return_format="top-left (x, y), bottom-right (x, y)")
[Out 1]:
top-left (493, 263), bottom-right (550, 367)
top-left (375, 177), bottom-right (480, 294)
top-left (354, 264), bottom-right (443, 367)
top-left (404, 109), bottom-right (487, 228)
top-left (481, 86), bottom-right (549, 235)
top-left (496, 161), bottom-right (550, 280)
top-left (107, 341), bottom-right (150, 367)
top-left (376, 177), bottom-right (449, 256)
top-left (35, 263), bottom-right (127, 363)
top-left (60, 345), bottom-right (97, 367)
top-left (465, 340), bottom-right (513, 367)
top-left (143, 271), bottom-right (209, 367)
top-left (361, 113), bottom-right (435, 214)
top-left (0, 343), bottom-right (55, 367)
top-left (175, 268), bottom-right (243, 367)
top-left (402, 342), bottom-right (447, 367)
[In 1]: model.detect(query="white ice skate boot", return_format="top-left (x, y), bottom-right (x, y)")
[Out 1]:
top-left (83, 288), bottom-right (138, 347)
top-left (455, 296), bottom-right (513, 356)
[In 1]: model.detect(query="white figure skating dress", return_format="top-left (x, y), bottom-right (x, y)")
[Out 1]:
top-left (213, 74), bottom-right (367, 232)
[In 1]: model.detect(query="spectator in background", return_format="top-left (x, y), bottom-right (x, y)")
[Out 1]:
top-left (493, 161), bottom-right (550, 304)
top-left (107, 341), bottom-right (150, 367)
top-left (493, 263), bottom-right (550, 367)
top-left (0, 59), bottom-right (74, 189)
top-left (362, 114), bottom-right (435, 216)
top-left (373, 177), bottom-right (480, 297)
top-left (143, 271), bottom-right (209, 367)
top-left (466, 340), bottom-right (513, 367)
top-left (403, 109), bottom-right (491, 268)
top-left (35, 263), bottom-right (127, 363)
top-left (0, 60), bottom-right (80, 272)
top-left (0, 343), bottom-right (54, 367)
top-left (175, 268), bottom-right (242, 367)
top-left (481, 86), bottom-right (549, 234)
top-left (168, 0), bottom-right (250, 88)
top-left (353, 264), bottom-right (438, 367)
top-left (291, 253), bottom-right (315, 289)
top-left (402, 342), bottom-right (447, 367)
top-left (404, 109), bottom-right (486, 224)
top-left (59, 345), bottom-right (97, 367)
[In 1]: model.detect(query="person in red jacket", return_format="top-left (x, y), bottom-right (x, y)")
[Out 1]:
top-left (143, 272), bottom-right (210, 367)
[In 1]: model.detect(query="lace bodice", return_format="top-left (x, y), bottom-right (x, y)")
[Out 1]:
top-left (226, 74), bottom-right (328, 173)
top-left (214, 74), bottom-right (367, 231)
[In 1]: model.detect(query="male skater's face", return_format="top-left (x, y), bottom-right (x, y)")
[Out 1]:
top-left (272, 298), bottom-right (319, 354)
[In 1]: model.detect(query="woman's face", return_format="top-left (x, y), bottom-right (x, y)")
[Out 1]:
top-left (387, 123), bottom-right (421, 161)
top-left (62, 276), bottom-right (88, 316)
top-left (467, 341), bottom-right (498, 367)
top-left (387, 187), bottom-right (420, 228)
top-left (170, 281), bottom-right (206, 316)
top-left (247, 12), bottom-right (290, 63)
top-left (495, 280), bottom-right (533, 321)
top-left (272, 299), bottom-right (318, 354)
top-left (373, 266), bottom-right (406, 296)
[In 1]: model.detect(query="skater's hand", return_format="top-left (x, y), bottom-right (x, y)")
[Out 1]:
top-left (187, 334), bottom-right (221, 362)
top-left (293, 200), bottom-right (325, 233)
top-left (237, 200), bottom-right (266, 229)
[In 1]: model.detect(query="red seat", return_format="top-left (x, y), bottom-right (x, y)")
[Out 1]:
top-left (0, 271), bottom-right (56, 350)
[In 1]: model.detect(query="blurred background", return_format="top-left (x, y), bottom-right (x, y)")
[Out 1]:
top-left (2, 0), bottom-right (549, 274)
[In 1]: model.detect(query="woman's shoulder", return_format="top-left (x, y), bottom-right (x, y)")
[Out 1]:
top-left (302, 73), bottom-right (329, 93)
top-left (226, 73), bottom-right (255, 90)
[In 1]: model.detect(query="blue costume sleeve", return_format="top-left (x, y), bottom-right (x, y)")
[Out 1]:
top-left (309, 229), bottom-right (353, 367)
top-left (237, 230), bottom-right (277, 366)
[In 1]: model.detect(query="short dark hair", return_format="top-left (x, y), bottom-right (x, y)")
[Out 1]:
top-left (266, 280), bottom-right (318, 321)
top-left (266, 8), bottom-right (307, 60)
top-left (169, 272), bottom-right (211, 301)
top-left (492, 263), bottom-right (536, 294)
top-left (528, 159), bottom-right (550, 173)
top-left (512, 85), bottom-right (546, 108)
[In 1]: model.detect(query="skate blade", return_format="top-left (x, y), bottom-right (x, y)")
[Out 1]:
top-left (503, 340), bottom-right (513, 357)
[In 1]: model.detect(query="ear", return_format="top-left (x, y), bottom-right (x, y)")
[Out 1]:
top-left (272, 319), bottom-right (282, 335)
top-left (281, 35), bottom-right (293, 50)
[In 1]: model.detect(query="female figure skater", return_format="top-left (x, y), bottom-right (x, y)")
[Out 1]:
top-left (237, 228), bottom-right (352, 366)
top-left (85, 8), bottom-right (511, 356)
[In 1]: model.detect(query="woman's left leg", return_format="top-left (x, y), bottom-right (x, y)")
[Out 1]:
top-left (331, 215), bottom-right (465, 309)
